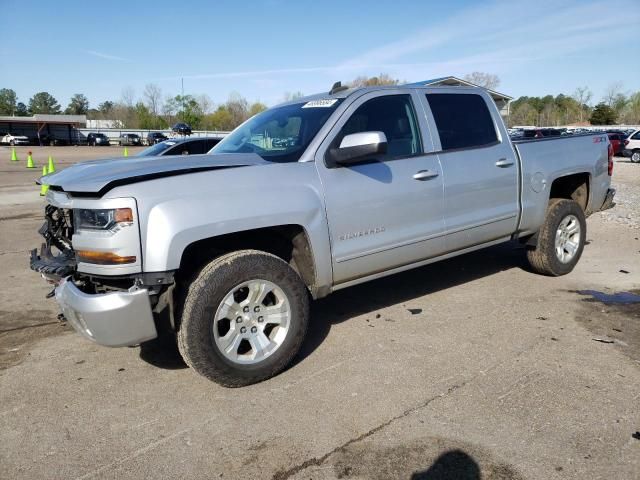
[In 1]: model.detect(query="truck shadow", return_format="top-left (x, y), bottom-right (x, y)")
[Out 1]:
top-left (293, 241), bottom-right (528, 367)
top-left (138, 241), bottom-right (528, 371)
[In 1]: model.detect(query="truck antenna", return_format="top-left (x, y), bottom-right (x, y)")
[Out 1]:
top-left (329, 81), bottom-right (349, 95)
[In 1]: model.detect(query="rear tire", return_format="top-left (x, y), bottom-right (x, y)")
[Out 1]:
top-left (177, 250), bottom-right (309, 387)
top-left (631, 150), bottom-right (640, 163)
top-left (526, 199), bottom-right (586, 276)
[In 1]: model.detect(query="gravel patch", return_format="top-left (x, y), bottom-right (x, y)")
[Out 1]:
top-left (598, 162), bottom-right (640, 229)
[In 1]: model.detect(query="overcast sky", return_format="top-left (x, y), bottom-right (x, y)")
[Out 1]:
top-left (1, 0), bottom-right (638, 109)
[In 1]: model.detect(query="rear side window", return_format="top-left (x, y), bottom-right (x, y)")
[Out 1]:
top-left (632, 131), bottom-right (640, 140)
top-left (426, 93), bottom-right (498, 151)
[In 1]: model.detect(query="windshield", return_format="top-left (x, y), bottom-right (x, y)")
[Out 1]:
top-left (136, 141), bottom-right (177, 157)
top-left (210, 99), bottom-right (343, 162)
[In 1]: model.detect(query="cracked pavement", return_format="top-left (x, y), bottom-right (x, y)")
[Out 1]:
top-left (1, 147), bottom-right (639, 479)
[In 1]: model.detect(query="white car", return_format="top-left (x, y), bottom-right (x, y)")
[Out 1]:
top-left (0, 133), bottom-right (30, 146)
top-left (623, 129), bottom-right (640, 163)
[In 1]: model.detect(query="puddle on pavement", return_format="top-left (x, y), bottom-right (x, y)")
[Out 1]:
top-left (572, 289), bottom-right (640, 363)
top-left (575, 289), bottom-right (640, 305)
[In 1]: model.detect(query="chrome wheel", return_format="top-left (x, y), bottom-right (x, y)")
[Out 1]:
top-left (632, 151), bottom-right (640, 163)
top-left (213, 279), bottom-right (291, 365)
top-left (555, 214), bottom-right (581, 263)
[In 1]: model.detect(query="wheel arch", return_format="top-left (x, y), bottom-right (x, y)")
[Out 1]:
top-left (177, 224), bottom-right (320, 297)
top-left (548, 172), bottom-right (591, 212)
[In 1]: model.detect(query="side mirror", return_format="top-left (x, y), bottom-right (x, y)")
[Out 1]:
top-left (328, 131), bottom-right (387, 167)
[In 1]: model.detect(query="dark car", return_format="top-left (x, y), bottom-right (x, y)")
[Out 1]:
top-left (136, 137), bottom-right (221, 157)
top-left (147, 132), bottom-right (168, 145)
top-left (36, 134), bottom-right (70, 146)
top-left (118, 133), bottom-right (142, 146)
top-left (86, 132), bottom-right (111, 146)
top-left (522, 128), bottom-right (563, 139)
top-left (172, 123), bottom-right (192, 136)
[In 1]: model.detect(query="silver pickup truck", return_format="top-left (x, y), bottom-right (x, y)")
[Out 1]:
top-left (31, 83), bottom-right (615, 386)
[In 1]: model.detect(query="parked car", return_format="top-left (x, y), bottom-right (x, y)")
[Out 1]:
top-left (522, 128), bottom-right (563, 139)
top-left (607, 132), bottom-right (627, 156)
top-left (172, 123), bottom-right (192, 136)
top-left (136, 137), bottom-right (222, 157)
top-left (32, 84), bottom-right (615, 386)
top-left (146, 132), bottom-right (168, 145)
top-left (37, 134), bottom-right (69, 146)
top-left (623, 129), bottom-right (640, 163)
top-left (0, 132), bottom-right (30, 146)
top-left (86, 133), bottom-right (111, 146)
top-left (118, 133), bottom-right (142, 146)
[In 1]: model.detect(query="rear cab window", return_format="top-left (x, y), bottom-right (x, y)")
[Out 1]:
top-left (426, 93), bottom-right (498, 151)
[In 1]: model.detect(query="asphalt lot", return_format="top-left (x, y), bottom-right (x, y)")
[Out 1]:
top-left (1, 146), bottom-right (639, 480)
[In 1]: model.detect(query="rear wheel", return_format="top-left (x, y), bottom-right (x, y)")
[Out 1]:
top-left (631, 150), bottom-right (640, 163)
top-left (526, 199), bottom-right (586, 276)
top-left (177, 250), bottom-right (309, 387)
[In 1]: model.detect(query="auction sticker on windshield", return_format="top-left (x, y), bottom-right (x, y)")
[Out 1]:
top-left (302, 99), bottom-right (338, 108)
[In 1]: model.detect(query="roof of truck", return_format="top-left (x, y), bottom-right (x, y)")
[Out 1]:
top-left (278, 77), bottom-right (513, 109)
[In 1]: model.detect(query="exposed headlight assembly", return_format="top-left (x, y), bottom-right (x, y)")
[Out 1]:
top-left (73, 208), bottom-right (133, 231)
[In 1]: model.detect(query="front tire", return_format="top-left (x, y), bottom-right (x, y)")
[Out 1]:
top-left (177, 250), bottom-right (309, 387)
top-left (527, 199), bottom-right (586, 276)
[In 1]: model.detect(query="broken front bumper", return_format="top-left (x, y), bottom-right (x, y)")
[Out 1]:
top-left (54, 278), bottom-right (157, 347)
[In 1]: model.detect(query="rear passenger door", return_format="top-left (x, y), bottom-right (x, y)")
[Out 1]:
top-left (421, 90), bottom-right (519, 252)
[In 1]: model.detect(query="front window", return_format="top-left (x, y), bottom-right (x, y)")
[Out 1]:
top-left (211, 99), bottom-right (343, 162)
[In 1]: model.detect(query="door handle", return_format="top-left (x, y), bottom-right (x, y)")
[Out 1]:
top-left (413, 170), bottom-right (439, 181)
top-left (495, 158), bottom-right (514, 168)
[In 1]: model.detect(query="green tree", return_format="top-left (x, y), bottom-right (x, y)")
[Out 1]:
top-left (248, 102), bottom-right (267, 117)
top-left (620, 92), bottom-right (640, 124)
top-left (134, 102), bottom-right (166, 129)
top-left (65, 93), bottom-right (89, 115)
top-left (173, 94), bottom-right (204, 128)
top-left (589, 103), bottom-right (617, 125)
top-left (205, 106), bottom-right (235, 131)
top-left (15, 102), bottom-right (28, 116)
top-left (28, 92), bottom-right (61, 114)
top-left (98, 101), bottom-right (114, 116)
top-left (0, 88), bottom-right (18, 115)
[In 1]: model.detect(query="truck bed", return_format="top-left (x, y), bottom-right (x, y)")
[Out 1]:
top-left (513, 133), bottom-right (611, 236)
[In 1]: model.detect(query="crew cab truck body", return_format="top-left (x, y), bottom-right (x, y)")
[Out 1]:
top-left (31, 84), bottom-right (615, 386)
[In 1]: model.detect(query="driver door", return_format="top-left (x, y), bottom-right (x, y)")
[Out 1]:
top-left (315, 90), bottom-right (446, 285)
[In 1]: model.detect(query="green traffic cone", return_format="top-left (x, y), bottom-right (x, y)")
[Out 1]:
top-left (47, 156), bottom-right (56, 174)
top-left (26, 151), bottom-right (36, 168)
top-left (40, 166), bottom-right (49, 196)
top-left (11, 147), bottom-right (18, 162)
top-left (123, 146), bottom-right (129, 157)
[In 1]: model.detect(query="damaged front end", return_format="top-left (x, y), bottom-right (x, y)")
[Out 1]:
top-left (30, 205), bottom-right (77, 284)
top-left (29, 198), bottom-right (170, 347)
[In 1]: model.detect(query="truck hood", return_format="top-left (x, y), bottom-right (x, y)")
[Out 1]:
top-left (40, 153), bottom-right (269, 195)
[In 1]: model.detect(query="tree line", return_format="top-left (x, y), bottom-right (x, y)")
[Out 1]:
top-left (1, 74), bottom-right (638, 131)
top-left (507, 83), bottom-right (639, 126)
